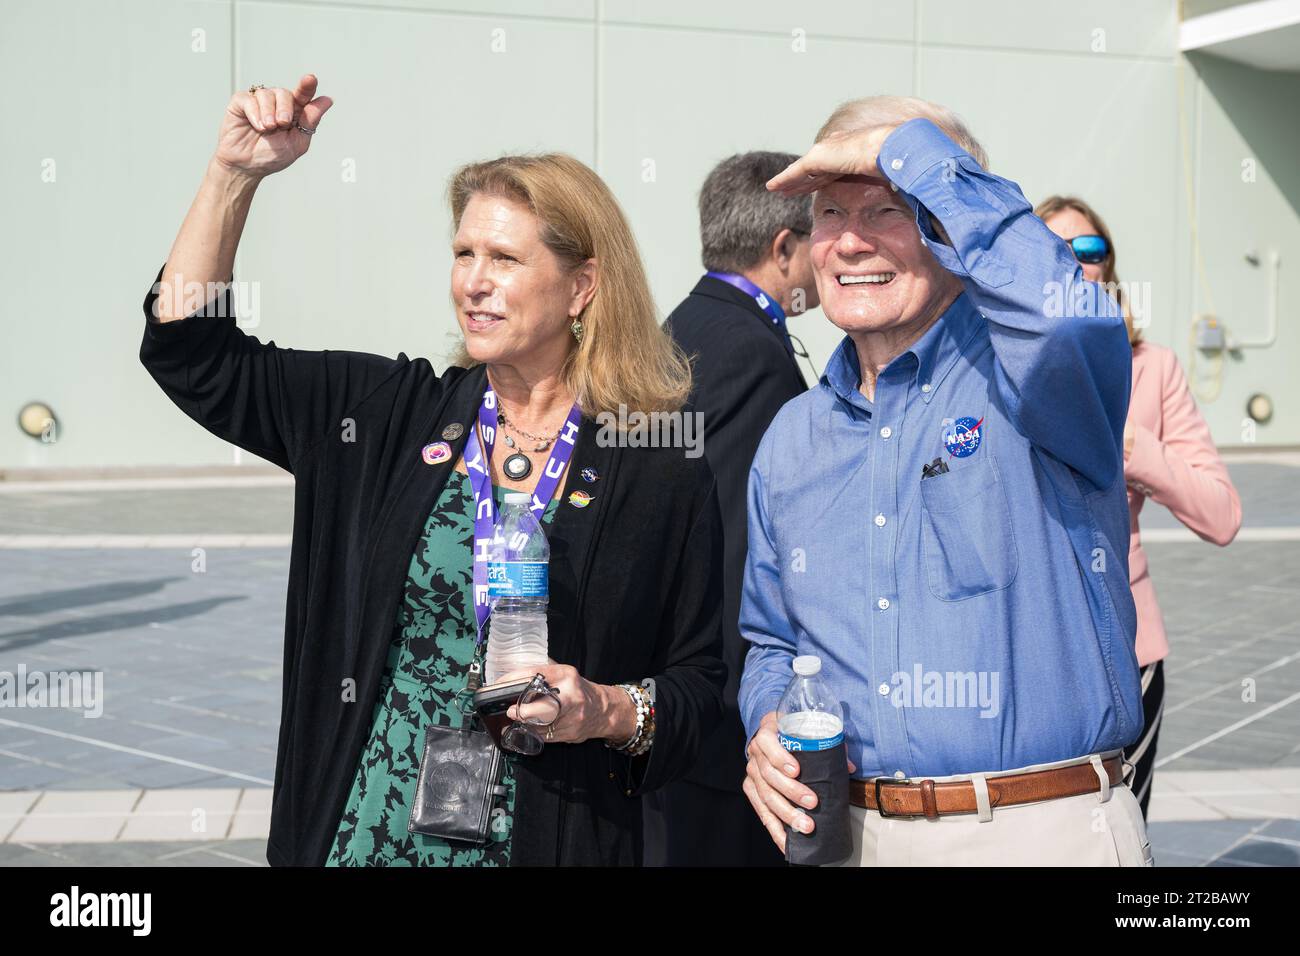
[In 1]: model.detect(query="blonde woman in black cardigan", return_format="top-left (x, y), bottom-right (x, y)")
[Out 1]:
top-left (142, 74), bottom-right (725, 866)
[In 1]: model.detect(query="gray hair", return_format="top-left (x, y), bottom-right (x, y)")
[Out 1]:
top-left (816, 95), bottom-right (989, 170)
top-left (699, 151), bottom-right (813, 274)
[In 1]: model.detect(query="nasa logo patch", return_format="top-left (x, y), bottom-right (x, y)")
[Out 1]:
top-left (942, 416), bottom-right (984, 459)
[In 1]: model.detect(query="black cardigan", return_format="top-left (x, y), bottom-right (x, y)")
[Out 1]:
top-left (138, 265), bottom-right (726, 866)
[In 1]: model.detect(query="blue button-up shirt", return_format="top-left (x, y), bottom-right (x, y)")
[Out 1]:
top-left (738, 118), bottom-right (1142, 779)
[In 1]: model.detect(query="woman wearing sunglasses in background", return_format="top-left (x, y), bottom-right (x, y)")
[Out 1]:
top-left (1037, 195), bottom-right (1242, 819)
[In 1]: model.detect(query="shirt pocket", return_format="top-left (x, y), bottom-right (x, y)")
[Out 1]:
top-left (919, 455), bottom-right (1019, 601)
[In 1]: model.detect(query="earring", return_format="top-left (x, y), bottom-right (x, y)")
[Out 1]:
top-left (570, 318), bottom-right (585, 344)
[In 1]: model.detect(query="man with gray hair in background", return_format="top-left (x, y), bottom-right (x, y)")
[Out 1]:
top-left (739, 96), bottom-right (1152, 865)
top-left (645, 151), bottom-right (817, 866)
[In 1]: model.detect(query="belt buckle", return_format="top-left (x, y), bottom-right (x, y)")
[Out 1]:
top-left (873, 776), bottom-right (912, 818)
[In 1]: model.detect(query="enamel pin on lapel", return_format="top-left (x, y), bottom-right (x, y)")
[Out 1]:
top-left (441, 423), bottom-right (465, 441)
top-left (422, 441), bottom-right (453, 465)
top-left (568, 490), bottom-right (593, 509)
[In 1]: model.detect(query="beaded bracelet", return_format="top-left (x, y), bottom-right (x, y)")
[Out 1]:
top-left (607, 682), bottom-right (655, 757)
top-left (626, 684), bottom-right (655, 756)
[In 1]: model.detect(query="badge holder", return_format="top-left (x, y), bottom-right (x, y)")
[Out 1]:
top-left (408, 654), bottom-right (506, 845)
top-left (409, 722), bottom-right (505, 844)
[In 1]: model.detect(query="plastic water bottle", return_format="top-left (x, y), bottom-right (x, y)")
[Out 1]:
top-left (485, 492), bottom-right (550, 685)
top-left (777, 655), bottom-right (852, 865)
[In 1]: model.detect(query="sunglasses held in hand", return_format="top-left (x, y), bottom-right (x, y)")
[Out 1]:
top-left (473, 673), bottom-right (562, 755)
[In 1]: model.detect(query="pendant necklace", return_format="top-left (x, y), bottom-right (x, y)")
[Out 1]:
top-left (497, 408), bottom-right (562, 481)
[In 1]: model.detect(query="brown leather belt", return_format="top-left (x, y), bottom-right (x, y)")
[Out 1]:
top-left (851, 756), bottom-right (1123, 819)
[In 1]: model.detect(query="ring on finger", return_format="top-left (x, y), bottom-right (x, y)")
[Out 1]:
top-left (295, 122), bottom-right (316, 135)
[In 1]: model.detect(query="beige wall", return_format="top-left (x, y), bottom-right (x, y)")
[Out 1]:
top-left (2, 0), bottom-right (1294, 469)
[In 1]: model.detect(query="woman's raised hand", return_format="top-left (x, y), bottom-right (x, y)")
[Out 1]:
top-left (214, 73), bottom-right (333, 180)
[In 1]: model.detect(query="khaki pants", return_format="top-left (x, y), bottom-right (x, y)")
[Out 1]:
top-left (826, 751), bottom-right (1154, 867)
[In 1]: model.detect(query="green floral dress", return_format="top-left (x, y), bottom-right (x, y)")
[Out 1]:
top-left (326, 471), bottom-right (559, 867)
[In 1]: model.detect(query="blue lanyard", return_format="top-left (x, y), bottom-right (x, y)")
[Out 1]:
top-left (704, 271), bottom-right (787, 325)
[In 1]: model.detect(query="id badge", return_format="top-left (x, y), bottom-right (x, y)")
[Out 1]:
top-left (409, 722), bottom-right (504, 844)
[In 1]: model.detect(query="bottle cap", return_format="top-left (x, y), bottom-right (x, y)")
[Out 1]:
top-left (792, 655), bottom-right (821, 676)
top-left (504, 492), bottom-right (532, 505)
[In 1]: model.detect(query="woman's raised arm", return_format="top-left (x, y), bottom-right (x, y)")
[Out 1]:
top-left (154, 74), bottom-right (332, 321)
top-left (141, 74), bottom-right (415, 475)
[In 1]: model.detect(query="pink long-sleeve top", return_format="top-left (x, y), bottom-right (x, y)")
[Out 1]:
top-left (1125, 341), bottom-right (1242, 666)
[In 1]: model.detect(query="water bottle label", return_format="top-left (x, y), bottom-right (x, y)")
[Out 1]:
top-left (778, 731), bottom-right (844, 752)
top-left (487, 561), bottom-right (548, 598)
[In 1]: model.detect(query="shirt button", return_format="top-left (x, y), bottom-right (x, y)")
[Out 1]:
top-left (877, 597), bottom-right (890, 611)
top-left (894, 770), bottom-right (906, 779)
top-left (874, 513), bottom-right (886, 527)
top-left (921, 383), bottom-right (932, 393)
top-left (890, 158), bottom-right (903, 171)
top-left (878, 683), bottom-right (891, 696)
top-left (880, 426), bottom-right (892, 439)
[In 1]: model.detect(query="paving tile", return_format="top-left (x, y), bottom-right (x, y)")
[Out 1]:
top-left (1212, 838), bottom-right (1298, 866)
top-left (0, 843), bottom-right (77, 866)
top-left (1144, 820), bottom-right (1265, 862)
top-left (118, 789), bottom-right (240, 842)
top-left (0, 790), bottom-right (42, 842)
top-left (1151, 847), bottom-right (1209, 867)
top-left (44, 774), bottom-right (142, 791)
top-left (0, 791), bottom-right (41, 816)
top-left (9, 790), bottom-right (141, 843)
top-left (46, 839), bottom-right (181, 866)
top-left (155, 843), bottom-right (268, 867)
top-left (1147, 794), bottom-right (1225, 823)
top-left (119, 765), bottom-right (254, 790)
top-left (1197, 792), bottom-right (1300, 820)
top-left (0, 766), bottom-right (70, 792)
top-left (1260, 818), bottom-right (1300, 841)
top-left (227, 788), bottom-right (273, 840)
top-left (1209, 856), bottom-right (1269, 867)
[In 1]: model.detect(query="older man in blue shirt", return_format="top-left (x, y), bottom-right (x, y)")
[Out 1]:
top-left (738, 96), bottom-right (1151, 866)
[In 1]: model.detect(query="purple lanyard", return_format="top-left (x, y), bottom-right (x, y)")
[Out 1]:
top-left (705, 271), bottom-right (787, 324)
top-left (462, 386), bottom-right (582, 647)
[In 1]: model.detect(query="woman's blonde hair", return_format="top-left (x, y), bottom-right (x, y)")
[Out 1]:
top-left (447, 153), bottom-right (691, 416)
top-left (1034, 194), bottom-right (1140, 347)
